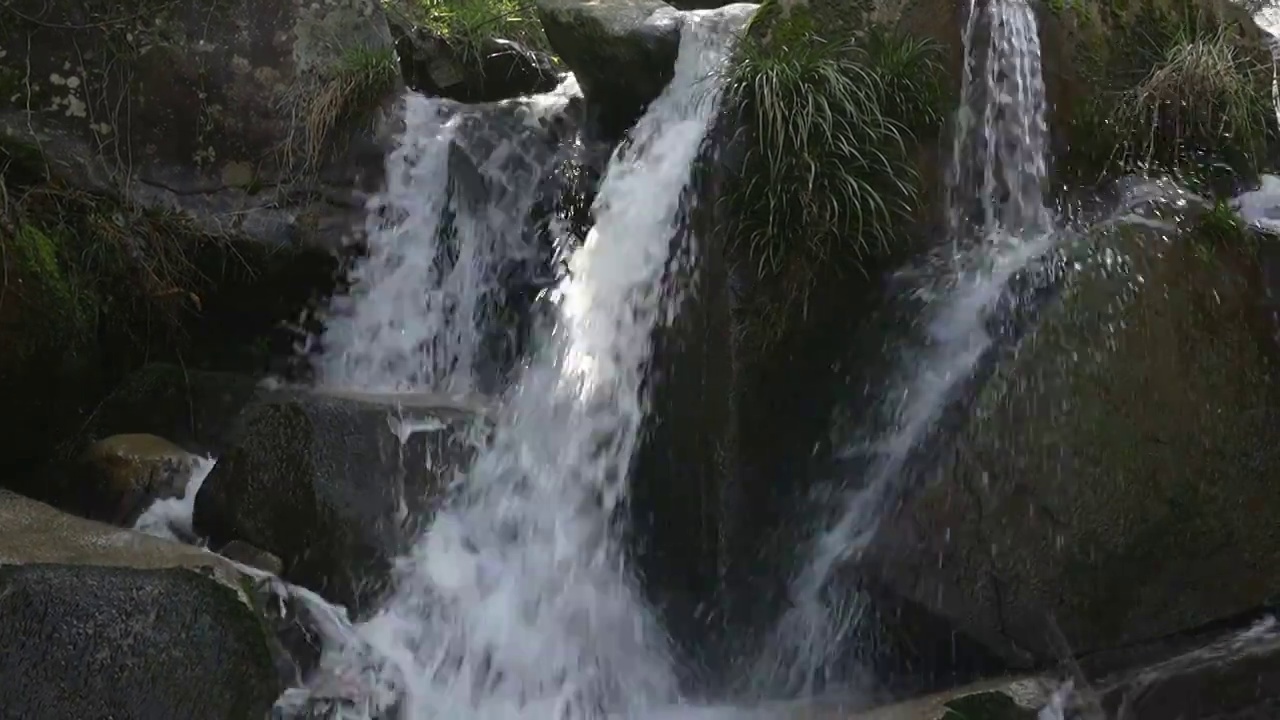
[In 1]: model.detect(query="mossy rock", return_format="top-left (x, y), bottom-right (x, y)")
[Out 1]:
top-left (1038, 0), bottom-right (1278, 183)
top-left (941, 692), bottom-right (1039, 720)
top-left (866, 207), bottom-right (1280, 665)
top-left (0, 218), bottom-right (102, 469)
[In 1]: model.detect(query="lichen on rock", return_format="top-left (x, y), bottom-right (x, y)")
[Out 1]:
top-left (0, 0), bottom-right (403, 250)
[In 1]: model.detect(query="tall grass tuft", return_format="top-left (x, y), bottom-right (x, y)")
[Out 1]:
top-left (1115, 24), bottom-right (1272, 175)
top-left (719, 19), bottom-right (944, 349)
top-left (286, 45), bottom-right (401, 175)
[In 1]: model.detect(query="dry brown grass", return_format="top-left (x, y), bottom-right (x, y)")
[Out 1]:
top-left (282, 45), bottom-right (401, 177)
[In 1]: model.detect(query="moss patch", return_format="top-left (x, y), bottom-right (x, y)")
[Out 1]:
top-left (0, 138), bottom-right (228, 366)
top-left (943, 690), bottom-right (1039, 719)
top-left (11, 223), bottom-right (95, 337)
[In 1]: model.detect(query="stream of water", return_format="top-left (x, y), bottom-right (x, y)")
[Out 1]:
top-left (744, 0), bottom-right (1056, 696)
top-left (118, 0), bottom-right (1280, 716)
top-left (312, 78), bottom-right (581, 395)
top-left (285, 0), bottom-right (1061, 712)
top-left (279, 8), bottom-right (756, 718)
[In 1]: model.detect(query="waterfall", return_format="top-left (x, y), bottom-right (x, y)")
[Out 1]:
top-left (312, 80), bottom-right (581, 395)
top-left (279, 7), bottom-right (756, 719)
top-left (747, 0), bottom-right (1056, 696)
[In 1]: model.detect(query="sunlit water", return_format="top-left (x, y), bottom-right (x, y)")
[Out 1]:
top-left (312, 78), bottom-right (582, 395)
top-left (276, 7), bottom-right (758, 719)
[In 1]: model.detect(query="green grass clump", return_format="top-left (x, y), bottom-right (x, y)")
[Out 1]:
top-left (719, 15), bottom-right (945, 349)
top-left (1115, 24), bottom-right (1272, 176)
top-left (1060, 0), bottom-right (1275, 184)
top-left (396, 0), bottom-right (548, 55)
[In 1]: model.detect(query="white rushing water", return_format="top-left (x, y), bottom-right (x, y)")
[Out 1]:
top-left (747, 0), bottom-right (1056, 696)
top-left (133, 455), bottom-right (217, 542)
top-left (313, 79), bottom-right (581, 395)
top-left (280, 8), bottom-right (755, 719)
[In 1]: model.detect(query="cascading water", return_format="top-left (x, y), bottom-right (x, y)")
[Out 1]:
top-left (279, 8), bottom-right (755, 719)
top-left (746, 0), bottom-right (1057, 696)
top-left (312, 79), bottom-right (581, 395)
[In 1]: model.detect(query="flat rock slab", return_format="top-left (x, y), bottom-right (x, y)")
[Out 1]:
top-left (0, 563), bottom-right (279, 720)
top-left (0, 490), bottom-right (279, 718)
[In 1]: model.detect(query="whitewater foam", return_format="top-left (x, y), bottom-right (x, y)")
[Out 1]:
top-left (314, 78), bottom-right (582, 395)
top-left (280, 8), bottom-right (755, 718)
top-left (133, 455), bottom-right (217, 542)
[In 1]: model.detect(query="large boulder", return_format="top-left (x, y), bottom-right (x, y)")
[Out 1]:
top-left (193, 390), bottom-right (487, 615)
top-left (533, 1), bottom-right (760, 137)
top-left (0, 489), bottom-right (280, 717)
top-left (864, 204), bottom-right (1280, 666)
top-left (0, 0), bottom-right (402, 250)
top-left (533, 0), bottom-right (684, 135)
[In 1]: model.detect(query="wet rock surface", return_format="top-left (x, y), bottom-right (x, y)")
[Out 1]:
top-left (0, 489), bottom-right (279, 718)
top-left (193, 390), bottom-right (486, 614)
top-left (70, 433), bottom-right (203, 525)
top-left (865, 211), bottom-right (1280, 667)
top-left (0, 564), bottom-right (279, 720)
top-left (1089, 618), bottom-right (1280, 720)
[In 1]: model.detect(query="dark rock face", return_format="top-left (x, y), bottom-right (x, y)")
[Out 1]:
top-left (1, 363), bottom-right (262, 511)
top-left (0, 0), bottom-right (401, 250)
top-left (1091, 618), bottom-right (1280, 720)
top-left (863, 216), bottom-right (1280, 667)
top-left (393, 26), bottom-right (561, 102)
top-left (534, 0), bottom-right (682, 137)
top-left (630, 154), bottom-right (738, 673)
top-left (193, 390), bottom-right (485, 614)
top-left (73, 363), bottom-right (267, 457)
top-left (0, 564), bottom-right (279, 720)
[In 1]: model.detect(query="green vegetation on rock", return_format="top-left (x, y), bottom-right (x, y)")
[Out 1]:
top-left (12, 223), bottom-right (94, 338)
top-left (1, 142), bottom-right (219, 359)
top-left (1054, 0), bottom-right (1276, 184)
top-left (1192, 198), bottom-right (1255, 251)
top-left (720, 0), bottom-right (947, 350)
top-left (396, 0), bottom-right (550, 53)
top-left (288, 44), bottom-right (401, 174)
